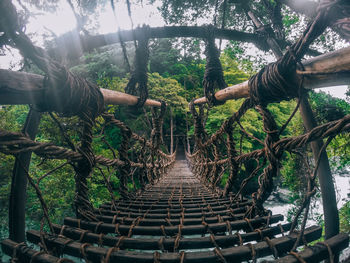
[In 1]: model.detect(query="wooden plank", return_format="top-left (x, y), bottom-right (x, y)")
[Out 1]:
top-left (108, 195), bottom-right (233, 204)
top-left (94, 213), bottom-right (246, 226)
top-left (1, 239), bottom-right (70, 263)
top-left (24, 225), bottom-right (321, 263)
top-left (26, 223), bottom-right (294, 250)
top-left (99, 198), bottom-right (250, 210)
top-left (63, 214), bottom-right (284, 236)
top-left (95, 206), bottom-right (246, 219)
top-left (0, 69), bottom-right (162, 107)
top-left (97, 200), bottom-right (252, 214)
top-left (193, 46), bottom-right (350, 105)
top-left (272, 233), bottom-right (349, 263)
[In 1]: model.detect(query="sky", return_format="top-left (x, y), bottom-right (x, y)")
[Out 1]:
top-left (0, 0), bottom-right (164, 67)
top-left (315, 86), bottom-right (348, 100)
top-left (0, 0), bottom-right (349, 100)
top-left (22, 0), bottom-right (165, 39)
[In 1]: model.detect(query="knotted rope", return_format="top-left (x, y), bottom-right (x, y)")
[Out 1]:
top-left (151, 101), bottom-right (167, 148)
top-left (223, 117), bottom-right (239, 196)
top-left (189, 101), bottom-right (208, 149)
top-left (203, 25), bottom-right (227, 107)
top-left (125, 25), bottom-right (150, 107)
top-left (248, 0), bottom-right (343, 106)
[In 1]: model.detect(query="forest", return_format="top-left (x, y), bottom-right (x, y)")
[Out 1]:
top-left (0, 0), bottom-right (350, 261)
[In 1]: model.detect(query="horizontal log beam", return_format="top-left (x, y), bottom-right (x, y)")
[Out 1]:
top-left (0, 69), bottom-right (162, 107)
top-left (101, 88), bottom-right (161, 107)
top-left (193, 46), bottom-right (350, 105)
top-left (51, 26), bottom-right (320, 62)
top-left (80, 26), bottom-right (268, 52)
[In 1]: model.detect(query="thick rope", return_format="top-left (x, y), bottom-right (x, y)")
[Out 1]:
top-left (125, 25), bottom-right (150, 107)
top-left (203, 25), bottom-right (226, 107)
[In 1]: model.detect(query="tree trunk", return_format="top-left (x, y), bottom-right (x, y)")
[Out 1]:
top-left (186, 112), bottom-right (191, 153)
top-left (299, 96), bottom-right (339, 240)
top-left (170, 108), bottom-right (174, 154)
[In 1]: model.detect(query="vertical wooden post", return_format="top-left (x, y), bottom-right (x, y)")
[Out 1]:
top-left (299, 96), bottom-right (339, 240)
top-left (185, 112), bottom-right (191, 153)
top-left (9, 109), bottom-right (41, 242)
top-left (184, 80), bottom-right (191, 153)
top-left (170, 108), bottom-right (174, 154)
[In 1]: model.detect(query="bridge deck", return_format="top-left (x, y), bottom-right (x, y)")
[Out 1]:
top-left (1, 160), bottom-right (348, 262)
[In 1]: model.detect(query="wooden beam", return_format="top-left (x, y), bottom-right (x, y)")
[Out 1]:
top-left (21, 225), bottom-right (321, 263)
top-left (101, 89), bottom-right (161, 107)
top-left (0, 69), bottom-right (162, 107)
top-left (51, 26), bottom-right (319, 62)
top-left (63, 214), bottom-right (283, 235)
top-left (80, 26), bottom-right (268, 52)
top-left (274, 233), bottom-right (349, 263)
top-left (1, 240), bottom-right (65, 263)
top-left (9, 109), bottom-right (41, 243)
top-left (44, 223), bottom-right (292, 250)
top-left (193, 46), bottom-right (350, 105)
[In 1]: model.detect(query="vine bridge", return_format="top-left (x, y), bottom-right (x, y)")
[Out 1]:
top-left (0, 0), bottom-right (350, 262)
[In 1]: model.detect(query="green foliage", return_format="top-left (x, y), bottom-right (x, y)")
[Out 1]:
top-left (148, 72), bottom-right (188, 111)
top-left (282, 13), bottom-right (299, 28)
top-left (153, 0), bottom-right (217, 24)
top-left (0, 105), bottom-right (31, 243)
top-left (223, 42), bottom-right (269, 73)
top-left (149, 39), bottom-right (181, 76)
top-left (309, 91), bottom-right (350, 172)
top-left (220, 51), bottom-right (250, 85)
top-left (26, 157), bottom-right (76, 224)
top-left (220, 171), bottom-right (229, 188)
top-left (309, 91), bottom-right (350, 123)
top-left (340, 201), bottom-right (350, 233)
top-left (70, 44), bottom-right (132, 80)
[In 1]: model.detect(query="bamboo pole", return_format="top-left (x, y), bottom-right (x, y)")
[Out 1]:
top-left (0, 69), bottom-right (162, 107)
top-left (193, 46), bottom-right (350, 105)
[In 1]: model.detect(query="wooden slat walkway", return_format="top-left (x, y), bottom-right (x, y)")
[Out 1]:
top-left (2, 159), bottom-right (348, 262)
